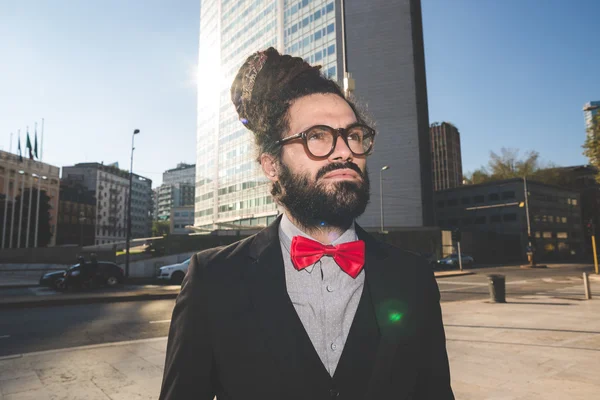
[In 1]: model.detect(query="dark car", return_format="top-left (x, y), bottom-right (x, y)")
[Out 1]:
top-left (39, 262), bottom-right (125, 289)
top-left (435, 254), bottom-right (475, 268)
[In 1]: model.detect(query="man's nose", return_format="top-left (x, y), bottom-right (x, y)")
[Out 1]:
top-left (328, 135), bottom-right (353, 162)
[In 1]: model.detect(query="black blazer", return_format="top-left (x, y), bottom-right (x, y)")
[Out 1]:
top-left (159, 219), bottom-right (454, 400)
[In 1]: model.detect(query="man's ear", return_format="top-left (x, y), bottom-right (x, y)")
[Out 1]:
top-left (260, 153), bottom-right (279, 183)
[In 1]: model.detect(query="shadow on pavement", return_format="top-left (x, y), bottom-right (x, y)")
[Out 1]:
top-left (445, 324), bottom-right (600, 335)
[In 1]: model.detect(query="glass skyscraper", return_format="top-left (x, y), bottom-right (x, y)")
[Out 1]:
top-left (195, 0), bottom-right (434, 231)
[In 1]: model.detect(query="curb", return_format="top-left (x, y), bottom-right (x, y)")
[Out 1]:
top-left (0, 284), bottom-right (39, 289)
top-left (434, 271), bottom-right (475, 278)
top-left (520, 264), bottom-right (548, 269)
top-left (0, 291), bottom-right (179, 310)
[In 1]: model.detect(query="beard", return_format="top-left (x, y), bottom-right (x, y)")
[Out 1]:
top-left (273, 161), bottom-right (370, 230)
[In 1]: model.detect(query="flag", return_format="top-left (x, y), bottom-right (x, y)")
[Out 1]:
top-left (34, 128), bottom-right (38, 159)
top-left (17, 134), bottom-right (23, 162)
top-left (26, 131), bottom-right (33, 160)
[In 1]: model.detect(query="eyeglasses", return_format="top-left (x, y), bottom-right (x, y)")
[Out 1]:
top-left (276, 124), bottom-right (376, 159)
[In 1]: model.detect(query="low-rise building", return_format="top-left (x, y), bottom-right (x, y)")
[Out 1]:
top-left (0, 150), bottom-right (60, 247)
top-left (435, 178), bottom-right (584, 261)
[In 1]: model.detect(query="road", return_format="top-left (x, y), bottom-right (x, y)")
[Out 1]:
top-left (0, 299), bottom-right (176, 357)
top-left (438, 263), bottom-right (595, 302)
top-left (0, 263), bottom-right (596, 358)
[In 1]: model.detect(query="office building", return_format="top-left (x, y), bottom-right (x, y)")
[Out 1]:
top-left (170, 205), bottom-right (195, 235)
top-left (0, 150), bottom-right (60, 247)
top-left (157, 183), bottom-right (195, 221)
top-left (194, 0), bottom-right (433, 231)
top-left (435, 178), bottom-right (584, 260)
top-left (163, 163), bottom-right (195, 186)
top-left (430, 122), bottom-right (463, 191)
top-left (56, 180), bottom-right (96, 246)
top-left (157, 163), bottom-right (196, 221)
top-left (584, 101), bottom-right (600, 134)
top-left (62, 163), bottom-right (153, 245)
top-left (152, 188), bottom-right (159, 221)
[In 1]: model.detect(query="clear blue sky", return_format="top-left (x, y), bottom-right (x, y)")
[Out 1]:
top-left (1, 1), bottom-right (598, 187)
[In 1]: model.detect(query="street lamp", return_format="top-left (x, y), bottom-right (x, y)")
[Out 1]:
top-left (125, 129), bottom-right (140, 278)
top-left (380, 165), bottom-right (390, 233)
top-left (521, 176), bottom-right (536, 266)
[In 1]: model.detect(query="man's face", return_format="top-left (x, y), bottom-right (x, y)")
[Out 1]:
top-left (266, 93), bottom-right (370, 229)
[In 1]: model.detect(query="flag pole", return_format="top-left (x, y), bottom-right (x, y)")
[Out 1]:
top-left (40, 118), bottom-right (44, 161)
top-left (17, 173), bottom-right (26, 248)
top-left (26, 175), bottom-right (34, 247)
top-left (1, 167), bottom-right (9, 248)
top-left (9, 132), bottom-right (13, 154)
top-left (9, 173), bottom-right (19, 248)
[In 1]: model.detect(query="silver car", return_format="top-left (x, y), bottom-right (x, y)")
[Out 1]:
top-left (157, 258), bottom-right (191, 284)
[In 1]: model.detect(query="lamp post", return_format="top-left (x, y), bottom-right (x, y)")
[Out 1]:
top-left (522, 176), bottom-right (535, 266)
top-left (380, 165), bottom-right (390, 233)
top-left (125, 129), bottom-right (140, 277)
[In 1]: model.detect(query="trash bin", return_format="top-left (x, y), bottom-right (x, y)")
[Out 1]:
top-left (487, 274), bottom-right (506, 303)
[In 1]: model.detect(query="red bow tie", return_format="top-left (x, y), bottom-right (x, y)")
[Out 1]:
top-left (290, 236), bottom-right (365, 279)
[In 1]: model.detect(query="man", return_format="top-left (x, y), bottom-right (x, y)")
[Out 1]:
top-left (159, 47), bottom-right (454, 400)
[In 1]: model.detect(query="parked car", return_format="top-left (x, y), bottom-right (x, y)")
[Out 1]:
top-left (436, 254), bottom-right (474, 268)
top-left (157, 258), bottom-right (191, 284)
top-left (39, 262), bottom-right (125, 290)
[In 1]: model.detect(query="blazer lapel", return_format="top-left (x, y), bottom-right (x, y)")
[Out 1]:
top-left (356, 225), bottom-right (419, 399)
top-left (244, 217), bottom-right (331, 392)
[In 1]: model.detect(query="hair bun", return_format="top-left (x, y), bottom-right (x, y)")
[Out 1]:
top-left (230, 47), bottom-right (319, 131)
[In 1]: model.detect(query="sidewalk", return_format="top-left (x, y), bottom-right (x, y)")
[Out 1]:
top-left (1, 286), bottom-right (598, 399)
top-left (444, 296), bottom-right (600, 399)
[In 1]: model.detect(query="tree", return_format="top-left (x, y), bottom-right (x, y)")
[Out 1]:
top-left (464, 148), bottom-right (564, 185)
top-left (0, 188), bottom-right (52, 248)
top-left (152, 220), bottom-right (170, 237)
top-left (583, 113), bottom-right (600, 183)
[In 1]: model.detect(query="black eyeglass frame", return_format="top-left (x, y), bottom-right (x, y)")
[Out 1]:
top-left (275, 123), bottom-right (376, 159)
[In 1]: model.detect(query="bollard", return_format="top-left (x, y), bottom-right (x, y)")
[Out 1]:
top-left (488, 274), bottom-right (506, 303)
top-left (584, 272), bottom-right (591, 300)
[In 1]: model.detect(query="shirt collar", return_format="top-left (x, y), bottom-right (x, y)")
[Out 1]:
top-left (279, 212), bottom-right (358, 273)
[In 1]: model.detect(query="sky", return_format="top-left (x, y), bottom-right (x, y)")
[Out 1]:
top-left (1, 0), bottom-right (598, 188)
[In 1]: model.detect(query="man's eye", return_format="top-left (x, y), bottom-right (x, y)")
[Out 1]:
top-left (308, 132), bottom-right (327, 141)
top-left (347, 132), bottom-right (363, 142)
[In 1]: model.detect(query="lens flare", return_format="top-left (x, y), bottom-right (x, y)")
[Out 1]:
top-left (388, 312), bottom-right (403, 323)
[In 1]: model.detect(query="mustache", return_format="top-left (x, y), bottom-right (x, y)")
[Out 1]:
top-left (315, 162), bottom-right (365, 181)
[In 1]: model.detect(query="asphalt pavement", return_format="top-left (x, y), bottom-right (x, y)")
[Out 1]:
top-left (0, 262), bottom-right (597, 359)
top-left (0, 299), bottom-right (176, 357)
